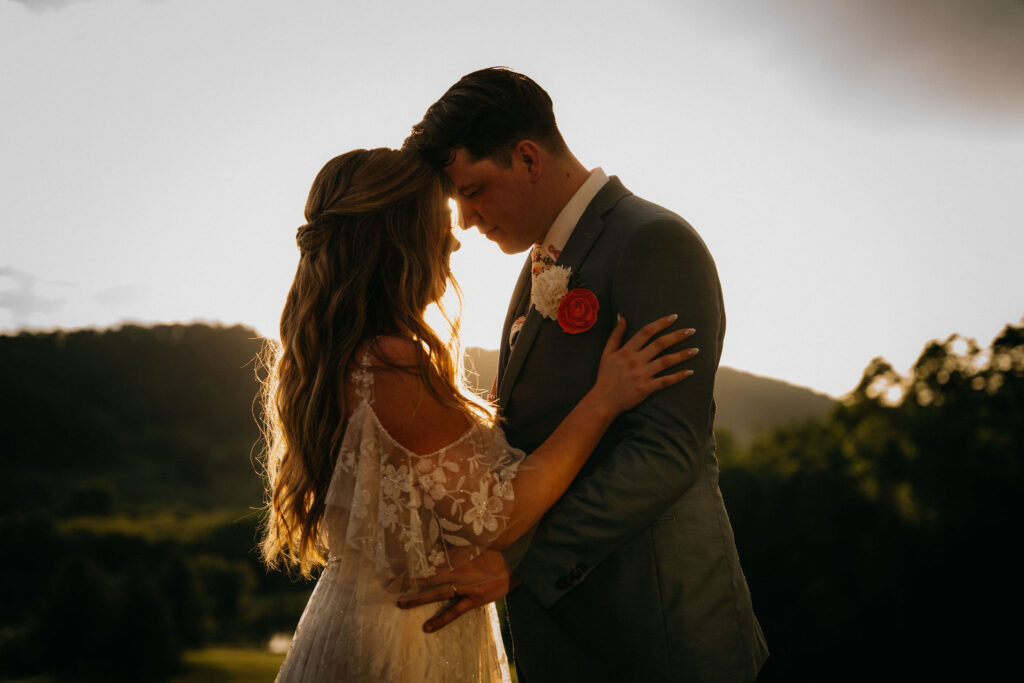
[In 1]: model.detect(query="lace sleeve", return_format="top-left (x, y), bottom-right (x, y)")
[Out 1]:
top-left (322, 397), bottom-right (526, 593)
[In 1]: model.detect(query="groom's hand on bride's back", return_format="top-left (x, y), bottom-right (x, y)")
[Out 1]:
top-left (396, 548), bottom-right (520, 633)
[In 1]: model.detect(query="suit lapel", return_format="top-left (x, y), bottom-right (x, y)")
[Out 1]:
top-left (497, 177), bottom-right (632, 408)
top-left (496, 254), bottom-right (533, 389)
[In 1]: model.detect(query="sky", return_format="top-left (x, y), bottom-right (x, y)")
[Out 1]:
top-left (1, 0), bottom-right (1022, 398)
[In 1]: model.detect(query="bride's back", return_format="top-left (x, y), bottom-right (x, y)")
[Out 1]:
top-left (346, 335), bottom-right (473, 456)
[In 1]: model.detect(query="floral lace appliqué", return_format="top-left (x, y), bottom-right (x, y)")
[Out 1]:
top-left (322, 358), bottom-right (525, 591)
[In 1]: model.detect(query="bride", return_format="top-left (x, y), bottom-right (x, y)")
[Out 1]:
top-left (261, 148), bottom-right (697, 682)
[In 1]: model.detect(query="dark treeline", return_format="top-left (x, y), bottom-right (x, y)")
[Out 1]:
top-left (721, 322), bottom-right (1024, 680)
top-left (1, 324), bottom-right (266, 515)
top-left (0, 324), bottom-right (305, 681)
top-left (1, 321), bottom-right (1021, 680)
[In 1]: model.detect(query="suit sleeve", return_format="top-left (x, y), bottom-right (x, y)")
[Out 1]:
top-left (513, 216), bottom-right (724, 608)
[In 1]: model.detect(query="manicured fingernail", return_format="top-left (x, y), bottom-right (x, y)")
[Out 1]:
top-left (685, 328), bottom-right (695, 335)
top-left (668, 314), bottom-right (678, 322)
top-left (691, 347), bottom-right (700, 355)
top-left (684, 370), bottom-right (694, 377)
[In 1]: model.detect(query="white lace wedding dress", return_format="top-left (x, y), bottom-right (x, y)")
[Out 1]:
top-left (276, 355), bottom-right (524, 683)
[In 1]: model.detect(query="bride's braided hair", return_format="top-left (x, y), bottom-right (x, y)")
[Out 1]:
top-left (260, 148), bottom-right (489, 576)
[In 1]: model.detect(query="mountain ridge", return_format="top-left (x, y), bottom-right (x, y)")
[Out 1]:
top-left (465, 347), bottom-right (834, 442)
top-left (1, 325), bottom-right (833, 515)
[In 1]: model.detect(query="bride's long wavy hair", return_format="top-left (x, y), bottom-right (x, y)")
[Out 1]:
top-left (260, 148), bottom-right (490, 576)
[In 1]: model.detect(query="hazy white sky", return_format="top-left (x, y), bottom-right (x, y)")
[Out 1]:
top-left (2, 0), bottom-right (1022, 397)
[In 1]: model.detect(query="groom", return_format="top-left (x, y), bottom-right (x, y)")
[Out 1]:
top-left (403, 68), bottom-right (768, 682)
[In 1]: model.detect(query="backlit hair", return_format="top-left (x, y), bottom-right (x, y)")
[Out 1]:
top-left (260, 148), bottom-right (490, 576)
top-left (404, 66), bottom-right (569, 168)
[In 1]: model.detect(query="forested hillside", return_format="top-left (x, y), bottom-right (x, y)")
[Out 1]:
top-left (1, 324), bottom-right (266, 515)
top-left (2, 321), bottom-right (1021, 681)
top-left (2, 325), bottom-right (830, 519)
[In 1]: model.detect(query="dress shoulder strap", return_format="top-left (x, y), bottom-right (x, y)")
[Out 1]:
top-left (349, 351), bottom-right (375, 405)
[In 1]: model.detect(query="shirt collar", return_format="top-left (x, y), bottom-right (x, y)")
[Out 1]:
top-left (539, 167), bottom-right (609, 260)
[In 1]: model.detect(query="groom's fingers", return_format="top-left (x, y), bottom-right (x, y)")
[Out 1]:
top-left (423, 596), bottom-right (476, 633)
top-left (396, 587), bottom-right (455, 609)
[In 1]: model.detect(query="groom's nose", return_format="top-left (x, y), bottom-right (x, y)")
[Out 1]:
top-left (456, 198), bottom-right (480, 230)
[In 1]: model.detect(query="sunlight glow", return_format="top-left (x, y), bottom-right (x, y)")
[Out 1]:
top-left (2, 0), bottom-right (1021, 399)
top-left (884, 384), bottom-right (905, 405)
top-left (448, 198), bottom-right (461, 231)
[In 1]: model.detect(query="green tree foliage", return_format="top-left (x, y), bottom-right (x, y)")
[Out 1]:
top-left (0, 324), bottom-right (267, 514)
top-left (722, 321), bottom-right (1024, 681)
top-left (0, 325), bottom-right (311, 681)
top-left (0, 510), bottom-right (305, 681)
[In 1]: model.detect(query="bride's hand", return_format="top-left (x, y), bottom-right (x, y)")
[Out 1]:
top-left (589, 314), bottom-right (698, 417)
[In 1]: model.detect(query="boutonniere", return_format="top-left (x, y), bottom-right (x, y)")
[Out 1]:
top-left (532, 266), bottom-right (600, 334)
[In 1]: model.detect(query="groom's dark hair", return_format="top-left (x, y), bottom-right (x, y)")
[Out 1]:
top-left (404, 67), bottom-right (569, 168)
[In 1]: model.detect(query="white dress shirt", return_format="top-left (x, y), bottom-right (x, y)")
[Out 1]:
top-left (538, 167), bottom-right (609, 261)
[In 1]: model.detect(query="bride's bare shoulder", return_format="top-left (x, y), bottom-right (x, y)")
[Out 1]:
top-left (356, 336), bottom-right (471, 454)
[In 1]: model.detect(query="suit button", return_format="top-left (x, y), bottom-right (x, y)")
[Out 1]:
top-left (571, 563), bottom-right (587, 578)
top-left (555, 576), bottom-right (572, 590)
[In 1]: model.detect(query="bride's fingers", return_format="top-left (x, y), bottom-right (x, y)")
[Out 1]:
top-left (644, 347), bottom-right (700, 375)
top-left (651, 367), bottom-right (695, 389)
top-left (423, 597), bottom-right (475, 633)
top-left (601, 314), bottom-right (628, 358)
top-left (637, 326), bottom-right (696, 362)
top-left (621, 314), bottom-right (678, 353)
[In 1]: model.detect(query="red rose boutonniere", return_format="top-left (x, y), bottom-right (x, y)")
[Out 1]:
top-left (532, 265), bottom-right (599, 334)
top-left (557, 288), bottom-right (599, 334)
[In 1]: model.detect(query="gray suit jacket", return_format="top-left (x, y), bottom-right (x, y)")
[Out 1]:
top-left (498, 178), bottom-right (768, 683)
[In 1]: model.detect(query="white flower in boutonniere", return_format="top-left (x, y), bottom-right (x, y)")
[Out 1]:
top-left (532, 265), bottom-right (572, 320)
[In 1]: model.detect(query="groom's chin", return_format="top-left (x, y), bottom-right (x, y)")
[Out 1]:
top-left (493, 237), bottom-right (531, 255)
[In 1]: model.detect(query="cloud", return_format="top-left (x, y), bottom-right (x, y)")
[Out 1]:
top-left (712, 0), bottom-right (1024, 120)
top-left (0, 265), bottom-right (68, 326)
top-left (92, 284), bottom-right (150, 307)
top-left (0, 268), bottom-right (155, 332)
top-left (7, 0), bottom-right (166, 12)
top-left (7, 0), bottom-right (96, 12)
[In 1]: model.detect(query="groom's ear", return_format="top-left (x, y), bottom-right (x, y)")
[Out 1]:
top-left (514, 140), bottom-right (542, 181)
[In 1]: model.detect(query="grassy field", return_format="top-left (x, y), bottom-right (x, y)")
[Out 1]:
top-left (1, 645), bottom-right (518, 682)
top-left (171, 648), bottom-right (285, 683)
top-left (171, 647), bottom-right (517, 682)
top-left (0, 648), bottom-right (286, 683)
